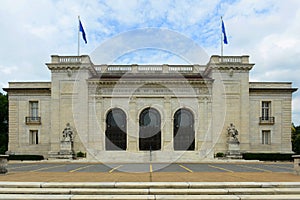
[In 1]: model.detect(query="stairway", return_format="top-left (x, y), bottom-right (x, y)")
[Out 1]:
top-left (0, 182), bottom-right (300, 199)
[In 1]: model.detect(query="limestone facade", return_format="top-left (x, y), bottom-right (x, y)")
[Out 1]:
top-left (4, 55), bottom-right (297, 162)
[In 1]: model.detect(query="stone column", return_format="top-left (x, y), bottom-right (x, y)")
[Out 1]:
top-left (88, 93), bottom-right (98, 151)
top-left (163, 97), bottom-right (172, 151)
top-left (95, 97), bottom-right (104, 151)
top-left (128, 97), bottom-right (138, 152)
top-left (197, 97), bottom-right (204, 151)
top-left (97, 97), bottom-right (106, 151)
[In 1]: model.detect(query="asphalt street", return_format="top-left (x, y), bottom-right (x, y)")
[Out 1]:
top-left (7, 162), bottom-right (294, 173)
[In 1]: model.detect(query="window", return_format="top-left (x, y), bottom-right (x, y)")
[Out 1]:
top-left (30, 101), bottom-right (38, 117)
top-left (26, 101), bottom-right (41, 124)
top-left (173, 109), bottom-right (195, 151)
top-left (260, 101), bottom-right (275, 125)
top-left (139, 107), bottom-right (161, 151)
top-left (261, 101), bottom-right (271, 120)
top-left (29, 130), bottom-right (39, 144)
top-left (105, 108), bottom-right (127, 150)
top-left (262, 130), bottom-right (271, 145)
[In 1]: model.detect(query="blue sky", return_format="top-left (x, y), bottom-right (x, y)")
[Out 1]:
top-left (0, 0), bottom-right (300, 125)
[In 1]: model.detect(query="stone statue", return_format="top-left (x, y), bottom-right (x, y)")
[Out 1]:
top-left (227, 123), bottom-right (239, 143)
top-left (62, 123), bottom-right (73, 142)
top-left (58, 123), bottom-right (75, 159)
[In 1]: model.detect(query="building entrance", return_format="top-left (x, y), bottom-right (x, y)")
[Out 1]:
top-left (174, 109), bottom-right (195, 150)
top-left (139, 107), bottom-right (161, 151)
top-left (105, 108), bottom-right (127, 150)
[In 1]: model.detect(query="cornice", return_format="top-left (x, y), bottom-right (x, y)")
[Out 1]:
top-left (87, 79), bottom-right (213, 86)
top-left (208, 63), bottom-right (254, 71)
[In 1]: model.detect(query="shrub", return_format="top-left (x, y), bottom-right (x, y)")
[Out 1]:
top-left (215, 152), bottom-right (225, 158)
top-left (8, 155), bottom-right (44, 161)
top-left (242, 153), bottom-right (294, 161)
top-left (76, 151), bottom-right (85, 158)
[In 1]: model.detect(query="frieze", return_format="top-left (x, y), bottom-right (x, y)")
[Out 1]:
top-left (92, 86), bottom-right (210, 96)
top-left (88, 79), bottom-right (212, 86)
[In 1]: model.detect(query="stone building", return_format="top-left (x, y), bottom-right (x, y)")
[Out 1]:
top-left (4, 55), bottom-right (297, 162)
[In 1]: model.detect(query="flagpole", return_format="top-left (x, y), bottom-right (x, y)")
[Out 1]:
top-left (221, 16), bottom-right (223, 59)
top-left (78, 16), bottom-right (80, 56)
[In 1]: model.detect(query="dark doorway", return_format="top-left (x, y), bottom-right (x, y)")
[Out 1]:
top-left (105, 108), bottom-right (127, 150)
top-left (174, 109), bottom-right (195, 150)
top-left (139, 107), bottom-right (161, 151)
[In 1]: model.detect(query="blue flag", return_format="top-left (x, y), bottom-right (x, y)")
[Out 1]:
top-left (221, 19), bottom-right (228, 44)
top-left (79, 19), bottom-right (87, 44)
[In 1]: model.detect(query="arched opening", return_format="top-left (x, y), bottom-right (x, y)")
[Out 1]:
top-left (139, 107), bottom-right (161, 151)
top-left (173, 108), bottom-right (195, 150)
top-left (105, 108), bottom-right (127, 150)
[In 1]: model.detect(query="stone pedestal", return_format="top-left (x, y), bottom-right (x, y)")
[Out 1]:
top-left (292, 155), bottom-right (300, 175)
top-left (48, 141), bottom-right (75, 159)
top-left (0, 155), bottom-right (8, 174)
top-left (58, 141), bottom-right (74, 159)
top-left (226, 141), bottom-right (242, 159)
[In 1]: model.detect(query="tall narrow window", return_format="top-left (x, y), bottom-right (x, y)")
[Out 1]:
top-left (173, 109), bottom-right (195, 150)
top-left (29, 101), bottom-right (39, 121)
top-left (105, 108), bottom-right (127, 150)
top-left (262, 130), bottom-right (271, 145)
top-left (29, 130), bottom-right (39, 144)
top-left (262, 101), bottom-right (271, 120)
top-left (139, 108), bottom-right (161, 151)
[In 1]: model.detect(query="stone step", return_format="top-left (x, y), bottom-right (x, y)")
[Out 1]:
top-left (1, 182), bottom-right (300, 189)
top-left (1, 194), bottom-right (300, 200)
top-left (0, 187), bottom-right (300, 195)
top-left (0, 182), bottom-right (300, 200)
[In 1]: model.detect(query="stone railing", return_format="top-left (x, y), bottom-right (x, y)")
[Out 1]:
top-left (94, 64), bottom-right (198, 73)
top-left (259, 117), bottom-right (275, 125)
top-left (59, 56), bottom-right (81, 63)
top-left (210, 55), bottom-right (250, 64)
top-left (169, 66), bottom-right (193, 72)
top-left (138, 66), bottom-right (163, 72)
top-left (25, 117), bottom-right (41, 125)
top-left (49, 55), bottom-right (208, 74)
top-left (107, 66), bottom-right (132, 71)
top-left (220, 56), bottom-right (242, 63)
top-left (50, 55), bottom-right (91, 64)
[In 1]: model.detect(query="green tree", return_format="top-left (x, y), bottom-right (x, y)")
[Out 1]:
top-left (0, 92), bottom-right (8, 154)
top-left (292, 123), bottom-right (300, 154)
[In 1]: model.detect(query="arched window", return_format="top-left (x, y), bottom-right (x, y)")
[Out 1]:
top-left (105, 108), bottom-right (127, 150)
top-left (173, 109), bottom-right (195, 150)
top-left (139, 107), bottom-right (161, 151)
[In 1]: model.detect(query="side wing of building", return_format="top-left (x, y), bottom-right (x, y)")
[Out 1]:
top-left (249, 82), bottom-right (297, 153)
top-left (4, 82), bottom-right (51, 156)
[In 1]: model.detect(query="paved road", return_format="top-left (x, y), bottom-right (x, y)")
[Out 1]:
top-left (7, 162), bottom-right (294, 173)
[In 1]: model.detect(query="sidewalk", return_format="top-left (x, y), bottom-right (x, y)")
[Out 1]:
top-left (1, 171), bottom-right (299, 182)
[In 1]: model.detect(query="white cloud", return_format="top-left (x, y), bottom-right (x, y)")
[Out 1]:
top-left (0, 0), bottom-right (299, 124)
top-left (0, 65), bottom-right (18, 75)
top-left (293, 96), bottom-right (300, 112)
top-left (293, 96), bottom-right (300, 125)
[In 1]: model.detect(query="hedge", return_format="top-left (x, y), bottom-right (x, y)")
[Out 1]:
top-left (242, 153), bottom-right (294, 161)
top-left (8, 155), bottom-right (44, 161)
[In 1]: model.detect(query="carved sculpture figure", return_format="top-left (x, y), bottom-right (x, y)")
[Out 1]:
top-left (227, 123), bottom-right (239, 143)
top-left (62, 123), bottom-right (73, 142)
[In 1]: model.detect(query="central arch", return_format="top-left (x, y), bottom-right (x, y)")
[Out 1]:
top-left (139, 107), bottom-right (161, 151)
